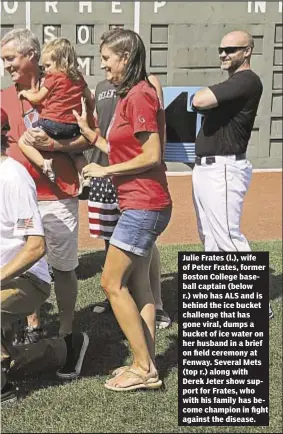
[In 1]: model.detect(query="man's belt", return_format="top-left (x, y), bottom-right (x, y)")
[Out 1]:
top-left (195, 153), bottom-right (246, 165)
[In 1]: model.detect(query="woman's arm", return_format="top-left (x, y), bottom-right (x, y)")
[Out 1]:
top-left (83, 87), bottom-right (96, 130)
top-left (72, 98), bottom-right (108, 153)
top-left (148, 74), bottom-right (164, 105)
top-left (82, 131), bottom-right (161, 178)
top-left (83, 87), bottom-right (95, 112)
top-left (148, 74), bottom-right (167, 152)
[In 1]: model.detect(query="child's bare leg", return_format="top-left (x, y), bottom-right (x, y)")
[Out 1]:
top-left (19, 137), bottom-right (55, 182)
top-left (19, 136), bottom-right (45, 169)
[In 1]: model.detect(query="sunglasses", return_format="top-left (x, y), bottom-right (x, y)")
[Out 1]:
top-left (218, 46), bottom-right (248, 55)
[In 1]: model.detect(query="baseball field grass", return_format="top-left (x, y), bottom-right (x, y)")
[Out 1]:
top-left (1, 241), bottom-right (282, 433)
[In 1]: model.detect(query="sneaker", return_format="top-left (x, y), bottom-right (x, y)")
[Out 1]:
top-left (156, 309), bottom-right (171, 329)
top-left (24, 326), bottom-right (44, 344)
top-left (43, 159), bottom-right (55, 182)
top-left (1, 382), bottom-right (17, 405)
top-left (56, 332), bottom-right (89, 380)
top-left (269, 303), bottom-right (274, 320)
top-left (91, 299), bottom-right (112, 314)
top-left (12, 327), bottom-right (25, 346)
top-left (1, 357), bottom-right (12, 378)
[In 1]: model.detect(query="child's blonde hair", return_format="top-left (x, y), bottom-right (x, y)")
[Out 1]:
top-left (42, 38), bottom-right (81, 81)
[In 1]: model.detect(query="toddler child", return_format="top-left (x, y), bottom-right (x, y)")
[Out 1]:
top-left (18, 38), bottom-right (94, 190)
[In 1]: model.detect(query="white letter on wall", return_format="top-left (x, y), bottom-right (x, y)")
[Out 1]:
top-left (248, 2), bottom-right (266, 13)
top-left (154, 1), bottom-right (166, 13)
top-left (279, 2), bottom-right (282, 13)
top-left (78, 57), bottom-right (91, 76)
top-left (255, 1), bottom-right (266, 12)
top-left (44, 26), bottom-right (57, 42)
top-left (77, 26), bottom-right (90, 44)
top-left (112, 2), bottom-right (122, 13)
top-left (45, 2), bottom-right (58, 13)
top-left (3, 2), bottom-right (19, 14)
top-left (79, 2), bottom-right (92, 13)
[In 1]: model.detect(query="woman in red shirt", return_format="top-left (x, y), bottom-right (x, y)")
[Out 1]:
top-left (74, 29), bottom-right (172, 391)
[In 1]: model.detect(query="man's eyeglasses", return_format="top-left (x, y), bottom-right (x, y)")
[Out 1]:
top-left (218, 46), bottom-right (249, 55)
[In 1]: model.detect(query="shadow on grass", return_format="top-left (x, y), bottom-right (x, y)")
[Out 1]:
top-left (161, 273), bottom-right (178, 322)
top-left (10, 305), bottom-right (129, 399)
top-left (10, 267), bottom-right (179, 398)
top-left (75, 249), bottom-right (106, 280)
top-left (156, 273), bottom-right (179, 381)
top-left (156, 334), bottom-right (178, 381)
top-left (10, 244), bottom-right (281, 399)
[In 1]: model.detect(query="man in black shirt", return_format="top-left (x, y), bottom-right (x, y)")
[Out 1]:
top-left (191, 31), bottom-right (274, 319)
top-left (192, 30), bottom-right (262, 252)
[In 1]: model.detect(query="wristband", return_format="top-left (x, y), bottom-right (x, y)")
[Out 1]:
top-left (49, 138), bottom-right (55, 151)
top-left (90, 134), bottom-right (98, 147)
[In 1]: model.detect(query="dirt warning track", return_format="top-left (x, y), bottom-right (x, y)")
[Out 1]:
top-left (78, 172), bottom-right (282, 250)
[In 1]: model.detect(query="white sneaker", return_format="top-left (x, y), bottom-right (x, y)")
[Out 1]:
top-left (156, 309), bottom-right (171, 329)
top-left (43, 159), bottom-right (55, 182)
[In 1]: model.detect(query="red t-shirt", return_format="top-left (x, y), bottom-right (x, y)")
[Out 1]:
top-left (108, 81), bottom-right (172, 211)
top-left (1, 85), bottom-right (79, 200)
top-left (41, 72), bottom-right (86, 124)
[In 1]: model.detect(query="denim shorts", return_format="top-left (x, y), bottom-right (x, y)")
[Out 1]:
top-left (110, 207), bottom-right (172, 257)
top-left (33, 118), bottom-right (80, 140)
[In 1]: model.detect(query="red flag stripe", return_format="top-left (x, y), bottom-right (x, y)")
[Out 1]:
top-left (88, 206), bottom-right (119, 215)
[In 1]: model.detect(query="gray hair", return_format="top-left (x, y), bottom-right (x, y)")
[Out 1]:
top-left (1, 28), bottom-right (41, 61)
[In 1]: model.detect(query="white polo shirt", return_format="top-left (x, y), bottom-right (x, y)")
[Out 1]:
top-left (0, 157), bottom-right (50, 284)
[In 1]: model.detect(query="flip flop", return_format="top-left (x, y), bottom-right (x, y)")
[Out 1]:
top-left (111, 366), bottom-right (129, 377)
top-left (105, 366), bottom-right (130, 385)
top-left (105, 368), bottom-right (163, 392)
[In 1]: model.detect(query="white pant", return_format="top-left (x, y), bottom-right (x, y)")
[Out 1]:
top-left (192, 156), bottom-right (252, 252)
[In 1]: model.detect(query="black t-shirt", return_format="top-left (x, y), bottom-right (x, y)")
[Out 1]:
top-left (89, 80), bottom-right (118, 166)
top-left (195, 70), bottom-right (263, 157)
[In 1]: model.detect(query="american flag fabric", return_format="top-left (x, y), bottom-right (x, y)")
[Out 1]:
top-left (88, 177), bottom-right (120, 240)
top-left (16, 217), bottom-right (34, 230)
top-left (22, 107), bottom-right (39, 129)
